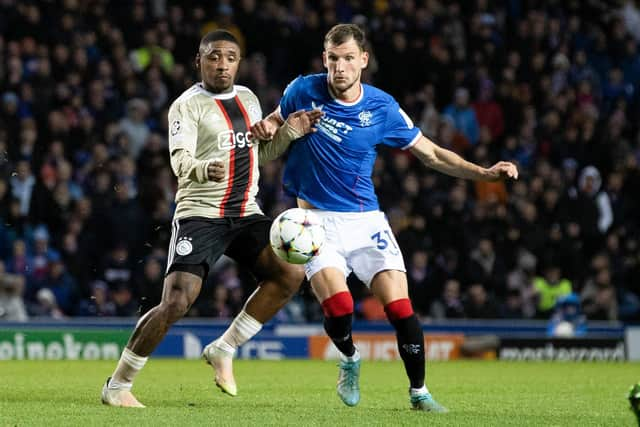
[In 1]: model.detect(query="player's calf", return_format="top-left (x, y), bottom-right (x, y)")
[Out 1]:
top-left (321, 291), bottom-right (361, 406)
top-left (322, 291), bottom-right (356, 357)
top-left (385, 298), bottom-right (425, 389)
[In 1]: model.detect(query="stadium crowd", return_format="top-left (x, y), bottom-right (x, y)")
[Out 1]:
top-left (1, 0), bottom-right (639, 323)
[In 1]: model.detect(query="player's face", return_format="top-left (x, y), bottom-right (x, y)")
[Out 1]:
top-left (323, 38), bottom-right (368, 95)
top-left (196, 40), bottom-right (241, 93)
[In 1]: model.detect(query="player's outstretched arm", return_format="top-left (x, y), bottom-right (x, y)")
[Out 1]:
top-left (258, 109), bottom-right (323, 164)
top-left (409, 135), bottom-right (518, 181)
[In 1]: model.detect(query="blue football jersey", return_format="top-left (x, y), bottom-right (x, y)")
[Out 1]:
top-left (279, 74), bottom-right (421, 212)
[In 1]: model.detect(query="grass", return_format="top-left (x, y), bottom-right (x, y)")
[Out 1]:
top-left (0, 360), bottom-right (638, 426)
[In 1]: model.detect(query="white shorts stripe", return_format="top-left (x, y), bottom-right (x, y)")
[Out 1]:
top-left (166, 219), bottom-right (179, 273)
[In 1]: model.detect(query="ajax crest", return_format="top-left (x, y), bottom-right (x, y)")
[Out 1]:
top-left (176, 237), bottom-right (193, 256)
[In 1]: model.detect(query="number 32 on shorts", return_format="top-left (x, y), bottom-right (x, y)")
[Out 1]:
top-left (370, 230), bottom-right (400, 255)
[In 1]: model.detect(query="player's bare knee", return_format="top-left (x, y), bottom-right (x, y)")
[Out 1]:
top-left (162, 297), bottom-right (190, 323)
top-left (159, 286), bottom-right (191, 322)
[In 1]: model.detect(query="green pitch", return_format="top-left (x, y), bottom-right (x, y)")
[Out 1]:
top-left (1, 360), bottom-right (637, 426)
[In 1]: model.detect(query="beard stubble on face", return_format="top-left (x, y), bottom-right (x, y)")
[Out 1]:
top-left (329, 67), bottom-right (361, 95)
top-left (203, 71), bottom-right (234, 93)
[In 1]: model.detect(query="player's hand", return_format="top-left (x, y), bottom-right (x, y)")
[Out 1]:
top-left (207, 159), bottom-right (225, 182)
top-left (284, 109), bottom-right (323, 136)
top-left (484, 161), bottom-right (519, 181)
top-left (251, 118), bottom-right (281, 141)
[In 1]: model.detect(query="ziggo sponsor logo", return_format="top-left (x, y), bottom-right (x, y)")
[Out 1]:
top-left (218, 130), bottom-right (254, 150)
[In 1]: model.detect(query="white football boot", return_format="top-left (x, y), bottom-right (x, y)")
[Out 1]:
top-left (101, 377), bottom-right (145, 408)
top-left (202, 339), bottom-right (237, 397)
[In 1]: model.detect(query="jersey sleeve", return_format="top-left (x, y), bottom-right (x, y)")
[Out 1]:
top-left (381, 102), bottom-right (422, 150)
top-left (278, 75), bottom-right (305, 120)
top-left (168, 99), bottom-right (199, 154)
top-left (167, 98), bottom-right (211, 184)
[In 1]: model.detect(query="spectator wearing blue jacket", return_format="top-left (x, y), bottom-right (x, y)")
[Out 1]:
top-left (443, 87), bottom-right (480, 145)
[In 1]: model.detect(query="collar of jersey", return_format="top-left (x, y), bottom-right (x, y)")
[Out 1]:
top-left (196, 82), bottom-right (237, 99)
top-left (328, 82), bottom-right (364, 106)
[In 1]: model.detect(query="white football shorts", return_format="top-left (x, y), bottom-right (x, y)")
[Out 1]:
top-left (304, 210), bottom-right (406, 287)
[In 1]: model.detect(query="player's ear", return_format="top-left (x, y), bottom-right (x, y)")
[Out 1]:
top-left (361, 51), bottom-right (369, 69)
top-left (322, 51), bottom-right (328, 69)
top-left (195, 53), bottom-right (201, 70)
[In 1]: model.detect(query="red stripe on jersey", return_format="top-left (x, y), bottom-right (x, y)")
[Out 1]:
top-left (235, 96), bottom-right (254, 217)
top-left (217, 99), bottom-right (235, 217)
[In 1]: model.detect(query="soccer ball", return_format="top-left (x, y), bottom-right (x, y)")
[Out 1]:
top-left (270, 208), bottom-right (325, 264)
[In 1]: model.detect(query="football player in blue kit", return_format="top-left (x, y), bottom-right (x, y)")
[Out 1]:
top-left (251, 24), bottom-right (518, 412)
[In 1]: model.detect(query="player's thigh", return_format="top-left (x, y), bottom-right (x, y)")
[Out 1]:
top-left (309, 267), bottom-right (349, 302)
top-left (162, 268), bottom-right (203, 307)
top-left (225, 215), bottom-right (286, 281)
top-left (166, 216), bottom-right (231, 288)
top-left (303, 210), bottom-right (350, 300)
top-left (349, 212), bottom-right (406, 288)
top-left (253, 244), bottom-right (304, 289)
top-left (370, 269), bottom-right (409, 305)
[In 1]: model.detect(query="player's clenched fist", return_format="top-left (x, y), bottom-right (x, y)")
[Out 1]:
top-left (251, 118), bottom-right (280, 140)
top-left (251, 109), bottom-right (323, 140)
top-left (207, 160), bottom-right (225, 182)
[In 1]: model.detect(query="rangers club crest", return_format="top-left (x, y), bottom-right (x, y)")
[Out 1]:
top-left (358, 110), bottom-right (372, 127)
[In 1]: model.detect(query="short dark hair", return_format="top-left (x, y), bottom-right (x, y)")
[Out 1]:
top-left (324, 24), bottom-right (366, 51)
top-left (199, 30), bottom-right (239, 52)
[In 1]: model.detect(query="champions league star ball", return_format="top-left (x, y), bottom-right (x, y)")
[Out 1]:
top-left (270, 208), bottom-right (325, 264)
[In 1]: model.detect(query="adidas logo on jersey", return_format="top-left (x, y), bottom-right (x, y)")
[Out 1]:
top-left (218, 130), bottom-right (254, 150)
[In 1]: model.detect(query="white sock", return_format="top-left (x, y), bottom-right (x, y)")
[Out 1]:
top-left (217, 310), bottom-right (263, 355)
top-left (340, 347), bottom-right (360, 363)
top-left (109, 348), bottom-right (148, 390)
top-left (410, 385), bottom-right (429, 395)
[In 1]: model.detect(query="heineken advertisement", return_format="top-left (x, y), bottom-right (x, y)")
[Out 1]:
top-left (0, 331), bottom-right (129, 360)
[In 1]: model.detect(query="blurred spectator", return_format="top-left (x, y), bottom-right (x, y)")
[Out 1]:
top-left (505, 250), bottom-right (538, 318)
top-left (111, 281), bottom-right (138, 317)
top-left (136, 256), bottom-right (164, 315)
top-left (31, 288), bottom-right (65, 319)
top-left (406, 250), bottom-right (434, 314)
top-left (472, 80), bottom-right (504, 141)
top-left (500, 289), bottom-right (524, 319)
top-left (77, 280), bottom-right (116, 317)
top-left (466, 238), bottom-right (506, 294)
top-left (36, 251), bottom-right (77, 316)
top-left (429, 279), bottom-right (465, 320)
top-left (579, 166), bottom-right (613, 234)
top-left (9, 160), bottom-right (35, 216)
top-left (443, 87), bottom-right (479, 145)
top-left (547, 293), bottom-right (587, 338)
top-left (463, 283), bottom-right (499, 319)
top-left (533, 265), bottom-right (573, 319)
top-left (129, 29), bottom-right (175, 74)
top-left (581, 266), bottom-right (618, 321)
top-left (101, 244), bottom-right (132, 291)
top-left (0, 260), bottom-right (28, 321)
top-left (118, 98), bottom-right (150, 159)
